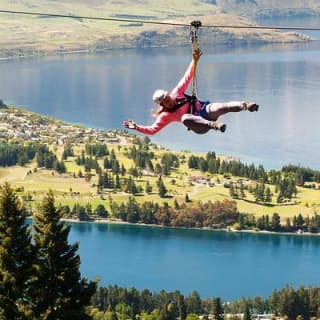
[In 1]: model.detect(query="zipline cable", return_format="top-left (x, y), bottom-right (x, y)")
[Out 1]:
top-left (1, 9), bottom-right (320, 31)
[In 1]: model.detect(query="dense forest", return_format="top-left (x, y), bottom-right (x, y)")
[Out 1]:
top-left (0, 143), bottom-right (66, 172)
top-left (90, 285), bottom-right (320, 320)
top-left (59, 196), bottom-right (320, 233)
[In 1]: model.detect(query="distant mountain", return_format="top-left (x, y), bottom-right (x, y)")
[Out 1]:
top-left (3, 0), bottom-right (319, 19)
top-left (211, 0), bottom-right (320, 18)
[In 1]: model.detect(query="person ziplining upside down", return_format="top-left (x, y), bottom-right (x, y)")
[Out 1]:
top-left (123, 48), bottom-right (259, 135)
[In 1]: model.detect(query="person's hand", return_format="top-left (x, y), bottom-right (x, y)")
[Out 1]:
top-left (123, 120), bottom-right (137, 129)
top-left (193, 48), bottom-right (202, 62)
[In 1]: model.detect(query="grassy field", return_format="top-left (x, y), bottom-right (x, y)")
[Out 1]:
top-left (0, 105), bottom-right (318, 219)
top-left (1, 139), bottom-right (319, 222)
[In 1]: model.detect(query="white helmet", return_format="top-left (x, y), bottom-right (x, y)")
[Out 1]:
top-left (152, 89), bottom-right (168, 104)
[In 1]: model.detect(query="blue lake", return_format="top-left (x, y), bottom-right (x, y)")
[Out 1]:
top-left (69, 222), bottom-right (320, 301)
top-left (1, 41), bottom-right (320, 169)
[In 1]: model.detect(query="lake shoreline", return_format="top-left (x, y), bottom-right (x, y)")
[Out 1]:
top-left (60, 217), bottom-right (320, 237)
top-left (0, 35), bottom-right (313, 62)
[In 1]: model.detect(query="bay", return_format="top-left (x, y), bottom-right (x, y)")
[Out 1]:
top-left (68, 222), bottom-right (320, 301)
top-left (1, 41), bottom-right (320, 169)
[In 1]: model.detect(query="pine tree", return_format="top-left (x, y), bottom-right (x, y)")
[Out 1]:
top-left (0, 182), bottom-right (34, 319)
top-left (239, 181), bottom-right (246, 199)
top-left (120, 164), bottom-right (126, 176)
top-left (32, 190), bottom-right (97, 319)
top-left (174, 199), bottom-right (180, 209)
top-left (265, 186), bottom-right (272, 203)
top-left (145, 181), bottom-right (152, 194)
top-left (285, 218), bottom-right (292, 231)
top-left (115, 174), bottom-right (121, 189)
top-left (271, 213), bottom-right (281, 231)
top-left (229, 182), bottom-right (237, 198)
top-left (174, 290), bottom-right (186, 320)
top-left (243, 302), bottom-right (251, 320)
top-left (94, 204), bottom-right (108, 218)
top-left (157, 177), bottom-right (167, 198)
top-left (212, 297), bottom-right (224, 320)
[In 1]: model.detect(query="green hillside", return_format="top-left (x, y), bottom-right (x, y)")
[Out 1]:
top-left (1, 105), bottom-right (320, 231)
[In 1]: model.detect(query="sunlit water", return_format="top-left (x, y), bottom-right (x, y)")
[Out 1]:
top-left (1, 41), bottom-right (320, 169)
top-left (69, 222), bottom-right (320, 300)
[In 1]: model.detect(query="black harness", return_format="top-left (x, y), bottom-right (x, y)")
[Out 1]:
top-left (166, 94), bottom-right (200, 114)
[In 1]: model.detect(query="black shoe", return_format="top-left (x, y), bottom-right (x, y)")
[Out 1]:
top-left (210, 121), bottom-right (226, 133)
top-left (219, 123), bottom-right (227, 132)
top-left (244, 102), bottom-right (259, 112)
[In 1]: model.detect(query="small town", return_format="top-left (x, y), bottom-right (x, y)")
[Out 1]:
top-left (0, 102), bottom-right (123, 145)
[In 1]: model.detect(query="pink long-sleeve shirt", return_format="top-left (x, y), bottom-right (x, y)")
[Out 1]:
top-left (135, 60), bottom-right (202, 135)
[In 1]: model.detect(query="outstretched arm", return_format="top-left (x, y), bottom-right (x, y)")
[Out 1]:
top-left (123, 113), bottom-right (171, 136)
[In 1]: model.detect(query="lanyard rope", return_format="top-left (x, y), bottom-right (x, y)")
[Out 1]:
top-left (189, 21), bottom-right (202, 114)
top-left (190, 20), bottom-right (202, 98)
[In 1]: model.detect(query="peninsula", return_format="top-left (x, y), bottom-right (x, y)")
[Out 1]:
top-left (0, 105), bottom-right (319, 234)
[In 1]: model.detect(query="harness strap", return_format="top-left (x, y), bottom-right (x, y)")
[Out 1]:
top-left (166, 94), bottom-right (205, 114)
